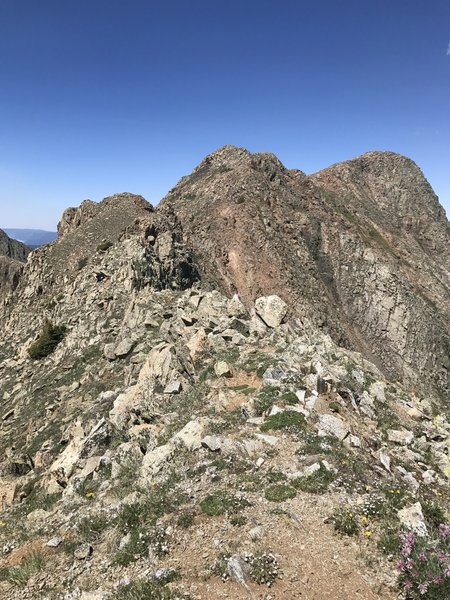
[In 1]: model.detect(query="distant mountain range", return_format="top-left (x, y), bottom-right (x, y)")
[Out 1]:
top-left (2, 228), bottom-right (57, 248)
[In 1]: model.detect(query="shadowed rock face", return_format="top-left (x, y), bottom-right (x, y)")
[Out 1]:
top-left (0, 229), bottom-right (29, 299)
top-left (0, 229), bottom-right (29, 262)
top-left (159, 146), bottom-right (449, 397)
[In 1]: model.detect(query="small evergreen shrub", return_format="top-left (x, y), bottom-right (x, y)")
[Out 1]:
top-left (28, 320), bottom-right (66, 359)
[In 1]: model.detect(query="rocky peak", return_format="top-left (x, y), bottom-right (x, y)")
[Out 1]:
top-left (312, 151), bottom-right (449, 260)
top-left (57, 193), bottom-right (153, 239)
top-left (193, 144), bottom-right (251, 170)
top-left (161, 147), bottom-right (449, 398)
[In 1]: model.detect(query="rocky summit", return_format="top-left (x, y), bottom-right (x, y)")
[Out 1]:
top-left (0, 147), bottom-right (449, 600)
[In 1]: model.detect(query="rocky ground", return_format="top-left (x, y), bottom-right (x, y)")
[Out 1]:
top-left (0, 147), bottom-right (449, 599)
top-left (1, 278), bottom-right (449, 599)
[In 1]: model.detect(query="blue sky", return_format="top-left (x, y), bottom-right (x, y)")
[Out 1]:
top-left (0, 0), bottom-right (449, 229)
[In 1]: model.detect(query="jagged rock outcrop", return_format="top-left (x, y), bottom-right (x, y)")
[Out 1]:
top-left (0, 256), bottom-right (25, 299)
top-left (0, 229), bottom-right (29, 262)
top-left (57, 193), bottom-right (153, 238)
top-left (0, 229), bottom-right (30, 300)
top-left (159, 146), bottom-right (449, 398)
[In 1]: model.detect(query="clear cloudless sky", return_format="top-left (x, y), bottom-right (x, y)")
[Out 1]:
top-left (0, 0), bottom-right (449, 229)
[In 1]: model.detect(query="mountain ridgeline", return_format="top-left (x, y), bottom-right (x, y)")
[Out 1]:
top-left (0, 146), bottom-right (449, 600)
top-left (159, 147), bottom-right (449, 399)
top-left (1, 147), bottom-right (449, 399)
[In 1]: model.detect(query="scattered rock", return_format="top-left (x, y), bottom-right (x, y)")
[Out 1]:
top-left (387, 429), bottom-right (414, 445)
top-left (46, 536), bottom-right (63, 547)
top-left (103, 343), bottom-right (116, 360)
top-left (318, 414), bottom-right (349, 441)
top-left (114, 338), bottom-right (134, 358)
top-left (227, 554), bottom-right (251, 589)
top-left (254, 295), bottom-right (288, 328)
top-left (27, 509), bottom-right (52, 523)
top-left (397, 502), bottom-right (428, 536)
top-left (163, 380), bottom-right (182, 394)
top-left (74, 543), bottom-right (93, 560)
top-left (214, 360), bottom-right (232, 377)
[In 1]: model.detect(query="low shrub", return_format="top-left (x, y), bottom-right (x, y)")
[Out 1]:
top-left (260, 410), bottom-right (305, 433)
top-left (111, 577), bottom-right (181, 599)
top-left (177, 512), bottom-right (194, 529)
top-left (77, 257), bottom-right (88, 270)
top-left (264, 484), bottom-right (296, 502)
top-left (253, 386), bottom-right (279, 416)
top-left (200, 490), bottom-right (250, 516)
top-left (331, 508), bottom-right (359, 536)
top-left (293, 463), bottom-right (335, 494)
top-left (28, 319), bottom-right (66, 359)
top-left (115, 528), bottom-right (150, 566)
top-left (249, 552), bottom-right (279, 586)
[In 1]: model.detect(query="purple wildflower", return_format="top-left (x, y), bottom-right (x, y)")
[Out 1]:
top-left (418, 582), bottom-right (428, 594)
top-left (439, 524), bottom-right (450, 539)
top-left (403, 580), bottom-right (413, 589)
top-left (396, 559), bottom-right (406, 571)
top-left (401, 531), bottom-right (416, 557)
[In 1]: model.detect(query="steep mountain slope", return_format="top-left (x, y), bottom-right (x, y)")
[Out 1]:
top-left (0, 229), bottom-right (30, 300)
top-left (0, 229), bottom-right (29, 262)
top-left (0, 147), bottom-right (449, 600)
top-left (159, 146), bottom-right (449, 398)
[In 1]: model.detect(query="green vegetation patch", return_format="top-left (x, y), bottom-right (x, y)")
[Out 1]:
top-left (264, 484), bottom-right (297, 502)
top-left (293, 463), bottom-right (335, 494)
top-left (296, 432), bottom-right (340, 456)
top-left (200, 490), bottom-right (250, 516)
top-left (28, 320), bottom-right (67, 359)
top-left (260, 410), bottom-right (305, 433)
top-left (111, 577), bottom-right (182, 599)
top-left (0, 551), bottom-right (45, 587)
top-left (331, 508), bottom-right (359, 536)
top-left (241, 352), bottom-right (279, 378)
top-left (115, 528), bottom-right (151, 566)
